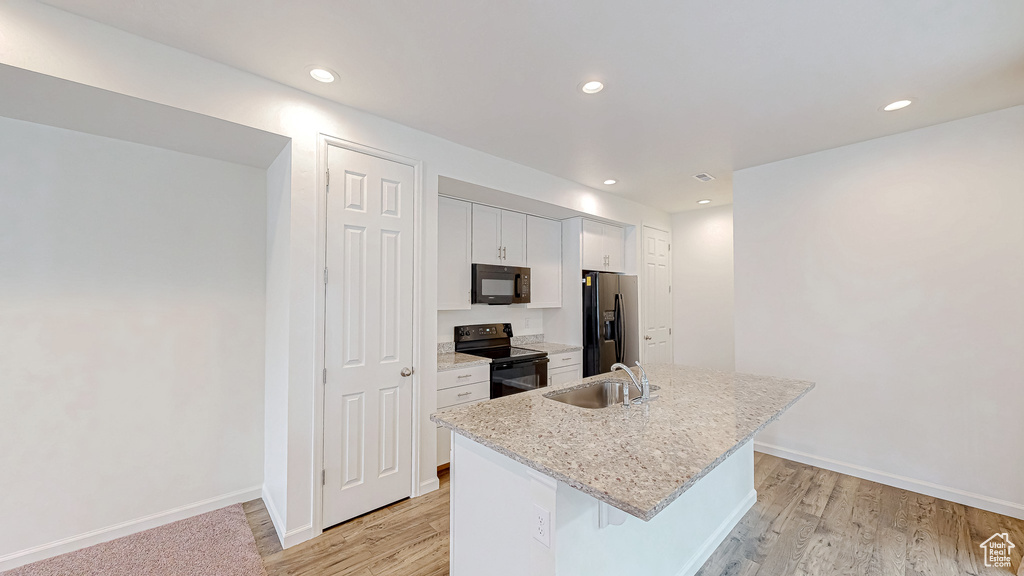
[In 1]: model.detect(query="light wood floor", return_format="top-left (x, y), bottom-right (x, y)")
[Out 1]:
top-left (243, 455), bottom-right (1023, 576)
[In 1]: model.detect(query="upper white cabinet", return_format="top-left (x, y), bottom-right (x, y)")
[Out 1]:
top-left (582, 219), bottom-right (625, 272)
top-left (472, 204), bottom-right (527, 267)
top-left (438, 197), bottom-right (473, 310)
top-left (526, 215), bottom-right (562, 308)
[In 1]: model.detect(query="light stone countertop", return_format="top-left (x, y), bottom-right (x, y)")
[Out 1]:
top-left (431, 364), bottom-right (814, 521)
top-left (437, 352), bottom-right (491, 372)
top-left (518, 341), bottom-right (583, 355)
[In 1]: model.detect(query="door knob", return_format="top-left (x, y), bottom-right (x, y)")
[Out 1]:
top-left (645, 335), bottom-right (652, 340)
top-left (401, 367), bottom-right (414, 377)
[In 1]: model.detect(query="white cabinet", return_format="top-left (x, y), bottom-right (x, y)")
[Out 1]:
top-left (472, 204), bottom-right (527, 267)
top-left (526, 215), bottom-right (562, 308)
top-left (581, 220), bottom-right (625, 272)
top-left (438, 197), bottom-right (473, 310)
top-left (436, 364), bottom-right (491, 467)
top-left (546, 350), bottom-right (582, 388)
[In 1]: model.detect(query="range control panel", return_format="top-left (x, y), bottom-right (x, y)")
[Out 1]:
top-left (454, 323), bottom-right (513, 343)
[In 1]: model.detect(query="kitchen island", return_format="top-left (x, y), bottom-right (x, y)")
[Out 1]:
top-left (431, 364), bottom-right (813, 576)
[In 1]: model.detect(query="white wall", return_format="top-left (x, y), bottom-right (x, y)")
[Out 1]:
top-left (437, 306), bottom-right (545, 345)
top-left (0, 116), bottom-right (267, 563)
top-left (735, 105), bottom-right (1024, 519)
top-left (671, 206), bottom-right (735, 371)
top-left (0, 0), bottom-right (671, 549)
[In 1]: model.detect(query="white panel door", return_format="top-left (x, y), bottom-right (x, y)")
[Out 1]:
top-left (472, 204), bottom-right (502, 264)
top-left (642, 226), bottom-right (673, 364)
top-left (323, 145), bottom-right (415, 527)
top-left (526, 215), bottom-right (561, 308)
top-left (499, 209), bottom-right (528, 267)
top-left (438, 197), bottom-right (472, 310)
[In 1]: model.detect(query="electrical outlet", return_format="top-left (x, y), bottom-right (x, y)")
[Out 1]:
top-left (532, 504), bottom-right (551, 547)
top-left (524, 317), bottom-right (532, 329)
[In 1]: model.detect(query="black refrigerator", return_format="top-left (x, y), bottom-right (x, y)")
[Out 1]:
top-left (582, 271), bottom-right (639, 377)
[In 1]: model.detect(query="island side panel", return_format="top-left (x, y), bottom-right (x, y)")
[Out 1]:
top-left (554, 442), bottom-right (755, 576)
top-left (450, 433), bottom-right (557, 576)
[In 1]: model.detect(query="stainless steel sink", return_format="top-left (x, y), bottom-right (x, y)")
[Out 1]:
top-left (544, 380), bottom-right (630, 409)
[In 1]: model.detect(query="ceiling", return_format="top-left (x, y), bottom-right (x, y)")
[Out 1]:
top-left (38, 0), bottom-right (1024, 213)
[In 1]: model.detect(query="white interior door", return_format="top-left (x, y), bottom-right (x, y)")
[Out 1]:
top-left (323, 144), bottom-right (415, 527)
top-left (643, 226), bottom-right (673, 363)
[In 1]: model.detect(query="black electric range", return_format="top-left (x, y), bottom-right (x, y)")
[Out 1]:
top-left (454, 323), bottom-right (549, 398)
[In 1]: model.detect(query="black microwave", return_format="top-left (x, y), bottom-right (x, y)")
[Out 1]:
top-left (472, 264), bottom-right (531, 305)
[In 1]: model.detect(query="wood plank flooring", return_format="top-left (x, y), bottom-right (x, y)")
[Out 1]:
top-left (243, 456), bottom-right (1024, 576)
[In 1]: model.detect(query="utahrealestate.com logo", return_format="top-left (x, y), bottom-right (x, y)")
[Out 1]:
top-left (980, 532), bottom-right (1015, 569)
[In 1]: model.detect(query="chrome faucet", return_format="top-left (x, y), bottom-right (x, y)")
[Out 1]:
top-left (635, 361), bottom-right (650, 401)
top-left (610, 363), bottom-right (643, 406)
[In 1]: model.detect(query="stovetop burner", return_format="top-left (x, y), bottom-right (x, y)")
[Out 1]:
top-left (460, 346), bottom-right (547, 362)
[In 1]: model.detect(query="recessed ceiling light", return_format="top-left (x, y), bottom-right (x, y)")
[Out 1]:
top-left (882, 99), bottom-right (913, 111)
top-left (604, 179), bottom-right (617, 185)
top-left (310, 68), bottom-right (336, 83)
top-left (580, 81), bottom-right (604, 94)
top-left (697, 199), bottom-right (712, 205)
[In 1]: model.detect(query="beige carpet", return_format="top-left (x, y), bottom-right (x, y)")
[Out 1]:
top-left (3, 504), bottom-right (267, 576)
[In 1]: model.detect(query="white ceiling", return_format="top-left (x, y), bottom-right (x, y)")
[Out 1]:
top-left (38, 0), bottom-right (1024, 213)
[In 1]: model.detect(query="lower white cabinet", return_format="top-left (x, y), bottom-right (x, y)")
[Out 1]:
top-left (437, 365), bottom-right (490, 467)
top-left (546, 350), bottom-right (582, 388)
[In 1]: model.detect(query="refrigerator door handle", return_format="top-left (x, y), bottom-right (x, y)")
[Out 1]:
top-left (614, 293), bottom-right (624, 363)
top-left (618, 293), bottom-right (625, 363)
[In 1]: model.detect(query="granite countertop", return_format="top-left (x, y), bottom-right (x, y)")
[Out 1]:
top-left (437, 352), bottom-right (491, 372)
top-left (431, 364), bottom-right (814, 521)
top-left (519, 341), bottom-right (584, 355)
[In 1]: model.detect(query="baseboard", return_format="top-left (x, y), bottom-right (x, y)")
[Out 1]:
top-left (0, 485), bottom-right (262, 572)
top-left (261, 484), bottom-right (287, 548)
top-left (260, 486), bottom-right (314, 549)
top-left (755, 441), bottom-right (1024, 521)
top-left (281, 524), bottom-right (314, 549)
top-left (418, 476), bottom-right (440, 496)
top-left (675, 489), bottom-right (757, 576)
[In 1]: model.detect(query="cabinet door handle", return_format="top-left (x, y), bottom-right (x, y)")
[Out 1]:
top-left (498, 246), bottom-right (502, 260)
top-left (562, 356), bottom-right (573, 361)
top-left (502, 246), bottom-right (507, 260)
top-left (457, 374), bottom-right (472, 379)
top-left (457, 391), bottom-right (473, 397)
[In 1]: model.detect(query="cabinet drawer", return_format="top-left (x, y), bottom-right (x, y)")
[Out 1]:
top-left (438, 381), bottom-right (490, 409)
top-left (547, 351), bottom-right (582, 371)
top-left (438, 364), bottom-right (489, 390)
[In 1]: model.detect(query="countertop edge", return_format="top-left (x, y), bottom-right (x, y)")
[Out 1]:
top-left (431, 380), bottom-right (816, 521)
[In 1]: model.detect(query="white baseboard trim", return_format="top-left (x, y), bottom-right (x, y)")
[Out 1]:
top-left (754, 442), bottom-right (1024, 521)
top-left (260, 485), bottom-right (314, 549)
top-left (282, 524), bottom-right (314, 549)
top-left (0, 485), bottom-right (262, 572)
top-left (418, 476), bottom-right (440, 496)
top-left (261, 484), bottom-right (287, 548)
top-left (675, 489), bottom-right (757, 576)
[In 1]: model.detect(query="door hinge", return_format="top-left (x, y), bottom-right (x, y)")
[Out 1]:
top-left (668, 244), bottom-right (671, 251)
top-left (669, 328), bottom-right (672, 335)
top-left (669, 285), bottom-right (672, 293)
top-left (323, 368), bottom-right (327, 384)
top-left (324, 267), bottom-right (328, 284)
top-left (322, 469), bottom-right (326, 486)
top-left (326, 169), bottom-right (330, 189)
